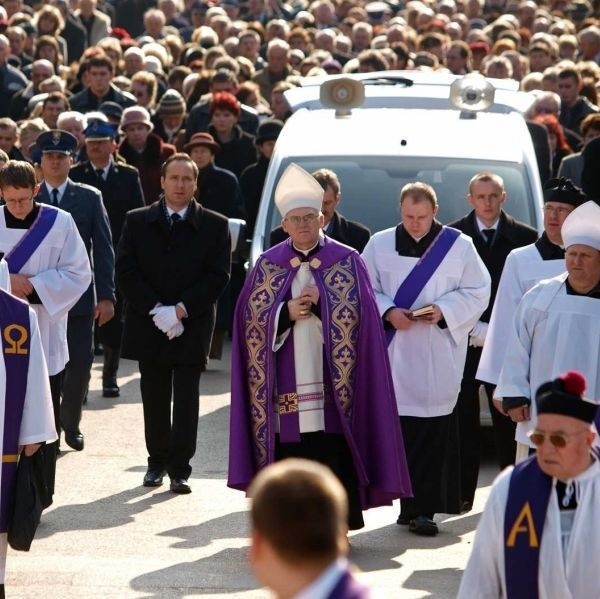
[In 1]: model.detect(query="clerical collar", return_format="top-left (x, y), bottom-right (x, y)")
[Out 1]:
top-left (291, 234), bottom-right (324, 261)
top-left (395, 220), bottom-right (443, 257)
top-left (535, 232), bottom-right (565, 261)
top-left (475, 216), bottom-right (499, 232)
top-left (565, 277), bottom-right (600, 299)
top-left (4, 202), bottom-right (40, 229)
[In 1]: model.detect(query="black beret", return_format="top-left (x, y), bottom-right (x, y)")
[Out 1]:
top-left (536, 371), bottom-right (598, 424)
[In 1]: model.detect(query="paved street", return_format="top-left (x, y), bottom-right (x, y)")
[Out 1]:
top-left (7, 342), bottom-right (498, 598)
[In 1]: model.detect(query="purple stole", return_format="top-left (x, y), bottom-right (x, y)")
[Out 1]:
top-left (0, 289), bottom-right (31, 532)
top-left (385, 226), bottom-right (460, 346)
top-left (504, 457), bottom-right (553, 599)
top-left (5, 205), bottom-right (58, 274)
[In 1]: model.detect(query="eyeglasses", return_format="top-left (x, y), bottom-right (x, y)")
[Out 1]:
top-left (527, 429), bottom-right (588, 448)
top-left (543, 205), bottom-right (572, 216)
top-left (285, 213), bottom-right (319, 226)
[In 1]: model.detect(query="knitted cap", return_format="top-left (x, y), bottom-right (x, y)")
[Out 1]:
top-left (157, 90), bottom-right (186, 117)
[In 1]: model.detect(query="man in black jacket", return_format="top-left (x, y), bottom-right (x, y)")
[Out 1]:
top-left (70, 120), bottom-right (145, 399)
top-left (448, 172), bottom-right (537, 511)
top-left (270, 169), bottom-right (371, 252)
top-left (116, 153), bottom-right (230, 494)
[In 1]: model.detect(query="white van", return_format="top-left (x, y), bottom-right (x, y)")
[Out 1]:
top-left (249, 72), bottom-right (544, 266)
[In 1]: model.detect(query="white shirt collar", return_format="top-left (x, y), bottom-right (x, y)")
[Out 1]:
top-left (166, 205), bottom-right (189, 219)
top-left (292, 558), bottom-right (348, 599)
top-left (90, 157), bottom-right (113, 179)
top-left (476, 216), bottom-right (499, 232)
top-left (44, 179), bottom-right (69, 203)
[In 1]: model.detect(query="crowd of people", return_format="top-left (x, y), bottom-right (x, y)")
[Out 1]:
top-left (0, 0), bottom-right (600, 596)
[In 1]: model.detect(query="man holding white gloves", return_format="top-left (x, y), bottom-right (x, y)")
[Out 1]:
top-left (116, 153), bottom-right (230, 494)
top-left (449, 172), bottom-right (537, 512)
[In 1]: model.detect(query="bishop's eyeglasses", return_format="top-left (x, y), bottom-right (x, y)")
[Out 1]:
top-left (285, 213), bottom-right (319, 226)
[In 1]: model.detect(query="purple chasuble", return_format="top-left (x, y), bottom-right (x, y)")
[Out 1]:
top-left (0, 289), bottom-right (31, 532)
top-left (5, 205), bottom-right (59, 274)
top-left (504, 456), bottom-right (553, 599)
top-left (386, 226), bottom-right (460, 346)
top-left (228, 237), bottom-right (412, 509)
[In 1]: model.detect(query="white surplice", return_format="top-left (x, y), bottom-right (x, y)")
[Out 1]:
top-left (361, 228), bottom-right (491, 417)
top-left (0, 259), bottom-right (9, 293)
top-left (458, 460), bottom-right (600, 599)
top-left (0, 206), bottom-right (91, 375)
top-left (477, 243), bottom-right (565, 385)
top-left (0, 302), bottom-right (58, 582)
top-left (495, 273), bottom-right (600, 446)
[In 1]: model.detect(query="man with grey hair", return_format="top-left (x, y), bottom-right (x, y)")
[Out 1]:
top-left (8, 59), bottom-right (54, 121)
top-left (252, 39), bottom-right (297, 104)
top-left (0, 34), bottom-right (27, 117)
top-left (57, 112), bottom-right (88, 159)
top-left (577, 25), bottom-right (600, 63)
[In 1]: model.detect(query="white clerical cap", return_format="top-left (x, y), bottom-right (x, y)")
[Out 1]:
top-left (561, 200), bottom-right (600, 251)
top-left (274, 163), bottom-right (323, 217)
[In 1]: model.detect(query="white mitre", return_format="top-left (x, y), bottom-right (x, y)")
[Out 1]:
top-left (562, 201), bottom-right (600, 251)
top-left (274, 163), bottom-right (323, 217)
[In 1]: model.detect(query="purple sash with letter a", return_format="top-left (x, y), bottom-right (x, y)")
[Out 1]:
top-left (504, 456), bottom-right (553, 599)
top-left (0, 289), bottom-right (30, 532)
top-left (385, 226), bottom-right (460, 346)
top-left (5, 204), bottom-right (58, 274)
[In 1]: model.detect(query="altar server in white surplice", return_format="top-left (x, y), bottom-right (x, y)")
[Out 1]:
top-left (495, 201), bottom-right (600, 457)
top-left (478, 178), bottom-right (588, 463)
top-left (0, 161), bottom-right (90, 459)
top-left (362, 181), bottom-right (490, 536)
top-left (0, 257), bottom-right (57, 596)
top-left (458, 372), bottom-right (600, 599)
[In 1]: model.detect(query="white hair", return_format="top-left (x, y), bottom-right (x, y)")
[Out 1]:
top-left (57, 111), bottom-right (88, 130)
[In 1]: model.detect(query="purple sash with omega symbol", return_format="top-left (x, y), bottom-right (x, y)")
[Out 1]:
top-left (503, 456), bottom-right (553, 599)
top-left (0, 288), bottom-right (31, 532)
top-left (5, 204), bottom-right (58, 274)
top-left (385, 226), bottom-right (460, 346)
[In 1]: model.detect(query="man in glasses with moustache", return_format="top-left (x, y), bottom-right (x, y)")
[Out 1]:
top-left (458, 371), bottom-right (600, 598)
top-left (495, 200), bottom-right (600, 461)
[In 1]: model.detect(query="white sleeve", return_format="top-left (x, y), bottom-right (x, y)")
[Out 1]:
top-left (361, 237), bottom-right (395, 316)
top-left (18, 309), bottom-right (58, 445)
top-left (0, 259), bottom-right (10, 293)
top-left (29, 213), bottom-right (92, 321)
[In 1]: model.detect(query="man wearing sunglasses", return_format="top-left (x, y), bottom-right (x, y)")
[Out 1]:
top-left (229, 163), bottom-right (411, 532)
top-left (495, 200), bottom-right (600, 460)
top-left (459, 371), bottom-right (600, 598)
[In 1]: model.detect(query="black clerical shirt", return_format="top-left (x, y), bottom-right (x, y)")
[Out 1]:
top-left (535, 232), bottom-right (565, 261)
top-left (395, 220), bottom-right (443, 258)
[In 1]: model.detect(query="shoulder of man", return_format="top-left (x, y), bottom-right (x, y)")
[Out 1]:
top-left (447, 211), bottom-right (474, 234)
top-left (499, 211), bottom-right (538, 243)
top-left (67, 179), bottom-right (103, 199)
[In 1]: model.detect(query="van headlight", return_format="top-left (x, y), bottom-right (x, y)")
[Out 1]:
top-left (449, 75), bottom-right (495, 115)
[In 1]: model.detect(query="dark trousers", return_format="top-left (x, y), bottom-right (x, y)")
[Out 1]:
top-left (62, 312), bottom-right (94, 432)
top-left (486, 384), bottom-right (517, 469)
top-left (275, 431), bottom-right (365, 530)
top-left (138, 361), bottom-right (202, 480)
top-left (49, 371), bottom-right (64, 436)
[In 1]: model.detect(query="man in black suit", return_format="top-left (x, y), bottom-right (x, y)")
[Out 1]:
top-left (448, 172), bottom-right (538, 511)
top-left (36, 129), bottom-right (115, 453)
top-left (70, 121), bottom-right (145, 398)
top-left (270, 169), bottom-right (371, 252)
top-left (116, 153), bottom-right (230, 494)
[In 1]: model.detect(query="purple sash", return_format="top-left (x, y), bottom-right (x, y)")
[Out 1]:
top-left (276, 335), bottom-right (301, 443)
top-left (5, 204), bottom-right (58, 274)
top-left (385, 227), bottom-right (460, 346)
top-left (0, 289), bottom-right (30, 532)
top-left (504, 457), bottom-right (553, 599)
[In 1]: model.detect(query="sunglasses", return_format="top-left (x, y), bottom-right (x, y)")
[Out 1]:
top-left (527, 429), bottom-right (587, 448)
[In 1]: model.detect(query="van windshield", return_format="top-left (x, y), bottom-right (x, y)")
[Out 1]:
top-left (262, 156), bottom-right (537, 242)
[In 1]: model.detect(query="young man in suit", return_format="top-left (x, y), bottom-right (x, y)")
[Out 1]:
top-left (36, 129), bottom-right (115, 453)
top-left (70, 120), bottom-right (145, 398)
top-left (448, 172), bottom-right (538, 511)
top-left (249, 458), bottom-right (372, 599)
top-left (116, 153), bottom-right (230, 494)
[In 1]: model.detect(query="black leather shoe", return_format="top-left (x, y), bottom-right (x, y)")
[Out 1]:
top-left (64, 430), bottom-right (84, 451)
top-left (143, 469), bottom-right (166, 487)
top-left (396, 514), bottom-right (411, 526)
top-left (102, 384), bottom-right (120, 398)
top-left (409, 516), bottom-right (439, 536)
top-left (170, 478), bottom-right (191, 494)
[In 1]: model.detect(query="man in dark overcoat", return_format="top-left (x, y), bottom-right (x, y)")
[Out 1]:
top-left (116, 153), bottom-right (231, 494)
top-left (448, 172), bottom-right (537, 511)
top-left (70, 120), bottom-right (145, 398)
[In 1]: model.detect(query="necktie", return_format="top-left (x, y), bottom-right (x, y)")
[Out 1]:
top-left (51, 188), bottom-right (59, 207)
top-left (170, 212), bottom-right (181, 228)
top-left (96, 168), bottom-right (105, 182)
top-left (481, 228), bottom-right (495, 246)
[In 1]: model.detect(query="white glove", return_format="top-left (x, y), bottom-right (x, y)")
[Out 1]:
top-left (152, 306), bottom-right (180, 333)
top-left (166, 321), bottom-right (184, 340)
top-left (469, 320), bottom-right (488, 347)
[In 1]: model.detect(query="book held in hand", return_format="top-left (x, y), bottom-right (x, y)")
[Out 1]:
top-left (408, 304), bottom-right (435, 319)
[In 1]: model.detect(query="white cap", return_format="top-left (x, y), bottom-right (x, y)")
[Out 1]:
top-left (274, 163), bottom-right (323, 217)
top-left (561, 201), bottom-right (600, 251)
